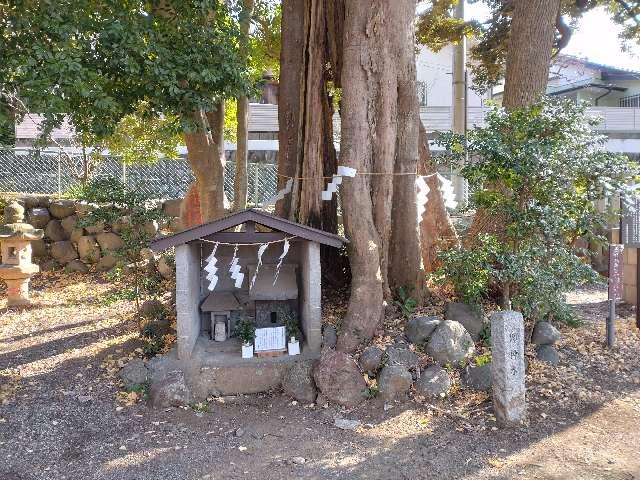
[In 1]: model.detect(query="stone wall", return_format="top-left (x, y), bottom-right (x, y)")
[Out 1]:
top-left (1, 194), bottom-right (182, 272)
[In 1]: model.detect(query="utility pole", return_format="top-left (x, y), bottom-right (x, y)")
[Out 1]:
top-left (451, 0), bottom-right (469, 205)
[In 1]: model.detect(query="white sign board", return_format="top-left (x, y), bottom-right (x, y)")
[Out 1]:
top-left (254, 326), bottom-right (286, 352)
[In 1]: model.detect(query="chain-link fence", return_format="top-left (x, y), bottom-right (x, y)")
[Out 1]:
top-left (0, 148), bottom-right (278, 204)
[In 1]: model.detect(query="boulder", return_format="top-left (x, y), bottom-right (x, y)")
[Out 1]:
top-left (406, 316), bottom-right (440, 345)
top-left (77, 236), bottom-right (101, 264)
top-left (536, 345), bottom-right (560, 366)
top-left (322, 325), bottom-right (338, 349)
top-left (140, 299), bottom-right (165, 317)
top-left (313, 350), bottom-right (367, 407)
top-left (445, 303), bottom-right (486, 341)
top-left (37, 196), bottom-right (52, 208)
top-left (31, 239), bottom-right (47, 258)
top-left (377, 365), bottom-right (413, 401)
top-left (461, 363), bottom-right (492, 391)
top-left (96, 254), bottom-right (118, 271)
top-left (157, 256), bottom-right (174, 280)
top-left (50, 241), bottom-right (78, 263)
top-left (416, 365), bottom-right (451, 399)
top-left (531, 322), bottom-right (561, 346)
top-left (22, 195), bottom-right (40, 209)
top-left (111, 216), bottom-right (131, 234)
top-left (84, 220), bottom-right (105, 235)
top-left (66, 259), bottom-right (89, 273)
top-left (282, 361), bottom-right (317, 403)
top-left (60, 214), bottom-right (78, 235)
top-left (70, 227), bottom-right (85, 244)
top-left (27, 207), bottom-right (50, 229)
top-left (143, 220), bottom-right (159, 236)
top-left (149, 370), bottom-right (193, 408)
top-left (162, 198), bottom-right (182, 218)
top-left (96, 232), bottom-right (124, 252)
top-left (119, 359), bottom-right (150, 390)
top-left (48, 200), bottom-right (76, 219)
top-left (359, 346), bottom-right (384, 375)
top-left (426, 320), bottom-right (475, 366)
top-left (385, 346), bottom-right (419, 370)
top-left (44, 219), bottom-right (68, 242)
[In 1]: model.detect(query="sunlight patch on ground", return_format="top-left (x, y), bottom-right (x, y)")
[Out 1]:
top-left (101, 447), bottom-right (174, 470)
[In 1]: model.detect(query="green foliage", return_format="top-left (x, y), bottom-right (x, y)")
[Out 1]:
top-left (416, 0), bottom-right (481, 52)
top-left (142, 336), bottom-right (165, 356)
top-left (126, 382), bottom-right (150, 397)
top-left (394, 286), bottom-right (417, 319)
top-left (237, 317), bottom-right (256, 345)
top-left (436, 99), bottom-right (637, 324)
top-left (472, 353), bottom-right (492, 366)
top-left (98, 287), bottom-right (137, 306)
top-left (277, 306), bottom-right (300, 340)
top-left (1, 0), bottom-right (250, 142)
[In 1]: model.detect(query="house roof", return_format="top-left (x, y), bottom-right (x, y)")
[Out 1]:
top-left (149, 208), bottom-right (347, 251)
top-left (201, 292), bottom-right (241, 311)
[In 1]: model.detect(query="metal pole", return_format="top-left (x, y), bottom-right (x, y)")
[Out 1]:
top-left (451, 0), bottom-right (468, 206)
top-left (607, 298), bottom-right (616, 348)
top-left (253, 163), bottom-right (260, 206)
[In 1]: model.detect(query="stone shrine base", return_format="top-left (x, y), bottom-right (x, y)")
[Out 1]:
top-left (147, 336), bottom-right (320, 406)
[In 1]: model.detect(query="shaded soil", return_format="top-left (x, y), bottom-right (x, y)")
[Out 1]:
top-left (1, 272), bottom-right (640, 480)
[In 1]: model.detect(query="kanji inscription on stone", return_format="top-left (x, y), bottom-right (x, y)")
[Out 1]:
top-left (491, 311), bottom-right (526, 426)
top-left (621, 196), bottom-right (640, 247)
top-left (608, 244), bottom-right (624, 301)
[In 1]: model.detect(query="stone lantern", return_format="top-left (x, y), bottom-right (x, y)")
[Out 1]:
top-left (0, 201), bottom-right (44, 306)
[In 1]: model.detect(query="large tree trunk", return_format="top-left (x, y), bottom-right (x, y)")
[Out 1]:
top-left (502, 0), bottom-right (559, 110)
top-left (181, 104), bottom-right (226, 226)
top-left (234, 0), bottom-right (254, 211)
top-left (466, 0), bottom-right (559, 243)
top-left (418, 122), bottom-right (459, 271)
top-left (388, 0), bottom-right (424, 301)
top-left (337, 0), bottom-right (421, 352)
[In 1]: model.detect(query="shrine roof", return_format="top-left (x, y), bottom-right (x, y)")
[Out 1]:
top-left (149, 208), bottom-right (347, 252)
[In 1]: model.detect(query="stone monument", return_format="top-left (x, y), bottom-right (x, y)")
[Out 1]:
top-left (491, 310), bottom-right (527, 426)
top-left (0, 201), bottom-right (44, 306)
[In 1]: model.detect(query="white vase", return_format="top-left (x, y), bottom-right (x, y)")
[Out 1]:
top-left (241, 343), bottom-right (254, 359)
top-left (288, 337), bottom-right (300, 356)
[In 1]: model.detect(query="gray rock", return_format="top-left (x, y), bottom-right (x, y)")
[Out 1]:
top-left (406, 315), bottom-right (440, 345)
top-left (60, 214), bottom-right (78, 235)
top-left (322, 325), bottom-right (337, 349)
top-left (461, 363), bottom-right (492, 391)
top-left (426, 320), bottom-right (475, 366)
top-left (48, 200), bottom-right (76, 219)
top-left (31, 239), bottom-right (47, 258)
top-left (149, 370), bottom-right (192, 408)
top-left (119, 359), bottom-right (150, 389)
top-left (291, 457), bottom-right (306, 465)
top-left (84, 220), bottom-right (105, 235)
top-left (445, 303), bottom-right (486, 341)
top-left (37, 195), bottom-right (52, 208)
top-left (359, 346), bottom-right (383, 375)
top-left (66, 259), bottom-right (89, 273)
top-left (21, 195), bottom-right (40, 209)
top-left (96, 232), bottom-right (124, 252)
top-left (334, 418), bottom-right (361, 430)
top-left (44, 219), bottom-right (68, 242)
top-left (385, 346), bottom-right (419, 370)
top-left (313, 350), bottom-right (367, 408)
top-left (27, 207), bottom-right (50, 229)
top-left (70, 227), bottom-right (85, 244)
top-left (377, 365), bottom-right (413, 401)
top-left (531, 321), bottom-right (561, 346)
top-left (77, 236), bottom-right (101, 264)
top-left (50, 241), bottom-right (78, 263)
top-left (416, 365), bottom-right (451, 398)
top-left (536, 345), bottom-right (560, 365)
top-left (96, 254), bottom-right (118, 272)
top-left (282, 361), bottom-right (317, 404)
top-left (140, 299), bottom-right (165, 317)
top-left (157, 256), bottom-right (174, 280)
top-left (111, 216), bottom-right (131, 234)
top-left (142, 220), bottom-right (159, 236)
top-left (162, 198), bottom-right (182, 218)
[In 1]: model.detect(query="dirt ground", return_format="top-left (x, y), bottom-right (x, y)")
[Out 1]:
top-left (1, 271), bottom-right (640, 480)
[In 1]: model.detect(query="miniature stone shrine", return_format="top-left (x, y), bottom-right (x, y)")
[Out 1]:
top-left (148, 209), bottom-right (346, 396)
top-left (0, 201), bottom-right (44, 306)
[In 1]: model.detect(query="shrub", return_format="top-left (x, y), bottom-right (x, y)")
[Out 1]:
top-left (436, 99), bottom-right (637, 325)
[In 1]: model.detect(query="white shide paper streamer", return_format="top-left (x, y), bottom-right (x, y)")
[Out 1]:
top-left (321, 165), bottom-right (357, 201)
top-left (415, 176), bottom-right (431, 224)
top-left (204, 243), bottom-right (220, 291)
top-left (437, 173), bottom-right (458, 210)
top-left (249, 243), bottom-right (269, 291)
top-left (229, 244), bottom-right (244, 288)
top-left (273, 237), bottom-right (291, 286)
